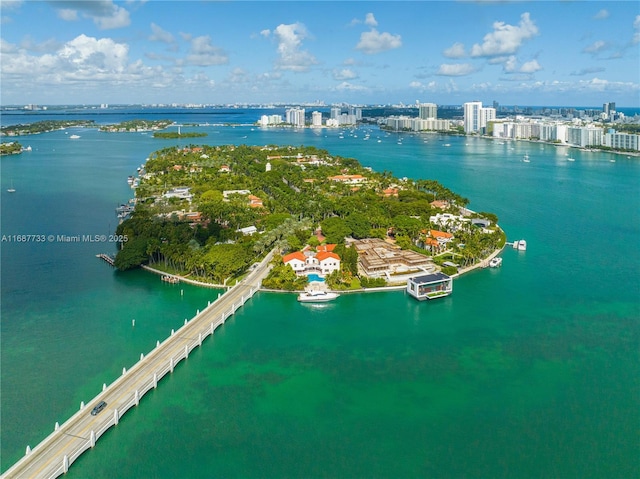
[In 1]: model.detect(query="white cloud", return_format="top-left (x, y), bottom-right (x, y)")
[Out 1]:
top-left (59, 34), bottom-right (129, 72)
top-left (52, 0), bottom-right (131, 30)
top-left (185, 35), bottom-right (228, 66)
top-left (436, 63), bottom-right (476, 76)
top-left (570, 67), bottom-right (605, 76)
top-left (583, 40), bottom-right (609, 54)
top-left (57, 9), bottom-right (78, 21)
top-left (470, 12), bottom-right (538, 57)
top-left (593, 9), bottom-right (609, 20)
top-left (365, 13), bottom-right (378, 27)
top-left (633, 15), bottom-right (640, 44)
top-left (409, 80), bottom-right (437, 92)
top-left (270, 22), bottom-right (318, 72)
top-left (443, 42), bottom-right (465, 59)
top-left (333, 68), bottom-right (357, 81)
top-left (356, 29), bottom-right (402, 54)
top-left (501, 56), bottom-right (541, 74)
top-left (1, 34), bottom-right (131, 78)
top-left (334, 81), bottom-right (369, 92)
top-left (519, 59), bottom-right (541, 73)
top-left (149, 23), bottom-right (174, 44)
top-left (503, 55), bottom-right (518, 72)
top-left (1, 38), bottom-right (18, 54)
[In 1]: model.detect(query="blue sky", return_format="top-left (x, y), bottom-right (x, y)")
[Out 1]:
top-left (1, 0), bottom-right (638, 107)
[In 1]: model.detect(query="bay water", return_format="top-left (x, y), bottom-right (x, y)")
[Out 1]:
top-left (1, 110), bottom-right (638, 478)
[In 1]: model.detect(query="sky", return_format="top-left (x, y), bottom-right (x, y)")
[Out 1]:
top-left (1, 0), bottom-right (639, 107)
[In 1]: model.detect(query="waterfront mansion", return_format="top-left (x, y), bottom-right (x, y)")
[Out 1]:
top-left (283, 246), bottom-right (341, 277)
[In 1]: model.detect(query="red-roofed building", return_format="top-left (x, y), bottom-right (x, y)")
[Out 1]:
top-left (328, 174), bottom-right (367, 185)
top-left (316, 251), bottom-right (341, 274)
top-left (282, 249), bottom-right (341, 277)
top-left (430, 200), bottom-right (449, 209)
top-left (282, 251), bottom-right (307, 274)
top-left (248, 195), bottom-right (264, 208)
top-left (316, 244), bottom-right (337, 253)
top-left (430, 230), bottom-right (454, 241)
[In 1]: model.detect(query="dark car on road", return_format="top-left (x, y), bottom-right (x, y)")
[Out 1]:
top-left (90, 401), bottom-right (107, 416)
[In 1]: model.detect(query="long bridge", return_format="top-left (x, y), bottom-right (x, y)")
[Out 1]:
top-left (2, 250), bottom-right (275, 479)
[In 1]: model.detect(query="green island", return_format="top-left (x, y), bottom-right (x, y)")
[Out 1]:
top-left (153, 131), bottom-right (208, 139)
top-left (115, 144), bottom-right (505, 290)
top-left (99, 119), bottom-right (174, 133)
top-left (0, 120), bottom-right (95, 136)
top-left (0, 141), bottom-right (24, 155)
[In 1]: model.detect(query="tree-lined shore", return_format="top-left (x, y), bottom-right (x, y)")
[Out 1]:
top-left (115, 144), bottom-right (504, 289)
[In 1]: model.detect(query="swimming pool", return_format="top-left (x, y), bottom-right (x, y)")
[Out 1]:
top-left (307, 273), bottom-right (325, 282)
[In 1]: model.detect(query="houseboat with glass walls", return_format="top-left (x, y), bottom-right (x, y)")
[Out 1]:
top-left (406, 272), bottom-right (453, 301)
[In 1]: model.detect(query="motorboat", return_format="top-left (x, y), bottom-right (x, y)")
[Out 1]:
top-left (517, 240), bottom-right (527, 251)
top-left (297, 290), bottom-right (339, 303)
top-left (489, 257), bottom-right (503, 268)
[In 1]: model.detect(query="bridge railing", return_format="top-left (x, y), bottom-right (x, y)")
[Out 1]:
top-left (3, 272), bottom-right (267, 479)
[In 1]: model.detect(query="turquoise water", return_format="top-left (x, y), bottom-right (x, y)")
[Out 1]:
top-left (307, 274), bottom-right (325, 283)
top-left (1, 119), bottom-right (639, 477)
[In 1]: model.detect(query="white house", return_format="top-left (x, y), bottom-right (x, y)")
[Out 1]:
top-left (282, 249), bottom-right (341, 277)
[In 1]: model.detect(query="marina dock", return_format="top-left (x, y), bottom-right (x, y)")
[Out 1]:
top-left (96, 253), bottom-right (115, 266)
top-left (2, 250), bottom-right (275, 479)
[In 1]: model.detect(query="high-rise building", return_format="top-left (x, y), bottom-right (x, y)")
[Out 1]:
top-left (311, 111), bottom-right (323, 127)
top-left (480, 107), bottom-right (496, 129)
top-left (463, 101), bottom-right (495, 133)
top-left (330, 107), bottom-right (341, 120)
top-left (285, 108), bottom-right (306, 127)
top-left (463, 101), bottom-right (482, 133)
top-left (418, 103), bottom-right (437, 120)
top-left (603, 102), bottom-right (616, 120)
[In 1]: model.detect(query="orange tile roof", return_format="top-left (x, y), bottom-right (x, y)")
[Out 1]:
top-left (316, 251), bottom-right (340, 261)
top-left (282, 251), bottom-right (306, 263)
top-left (430, 230), bottom-right (453, 239)
top-left (316, 244), bottom-right (336, 252)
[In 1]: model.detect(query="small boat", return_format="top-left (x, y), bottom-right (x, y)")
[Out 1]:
top-left (567, 157), bottom-right (575, 162)
top-left (7, 180), bottom-right (15, 193)
top-left (489, 257), bottom-right (503, 268)
top-left (69, 134), bottom-right (80, 139)
top-left (517, 240), bottom-right (527, 251)
top-left (161, 275), bottom-right (179, 284)
top-left (523, 153), bottom-right (530, 163)
top-left (297, 290), bottom-right (339, 303)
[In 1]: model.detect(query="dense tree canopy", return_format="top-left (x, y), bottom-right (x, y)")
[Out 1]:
top-left (115, 143), bottom-right (500, 285)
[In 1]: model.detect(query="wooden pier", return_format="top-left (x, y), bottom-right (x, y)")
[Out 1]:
top-left (96, 253), bottom-right (115, 266)
top-left (2, 250), bottom-right (275, 479)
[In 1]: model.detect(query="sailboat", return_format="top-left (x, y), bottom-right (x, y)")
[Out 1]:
top-left (7, 180), bottom-right (16, 193)
top-left (523, 152), bottom-right (530, 163)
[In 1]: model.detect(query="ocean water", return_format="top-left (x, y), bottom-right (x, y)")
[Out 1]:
top-left (1, 113), bottom-right (639, 478)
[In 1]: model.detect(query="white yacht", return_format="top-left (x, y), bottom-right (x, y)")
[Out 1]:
top-left (489, 257), bottom-right (503, 268)
top-left (517, 240), bottom-right (527, 251)
top-left (297, 290), bottom-right (339, 303)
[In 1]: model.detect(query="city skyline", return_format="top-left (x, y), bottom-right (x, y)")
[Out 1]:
top-left (1, 1), bottom-right (638, 107)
